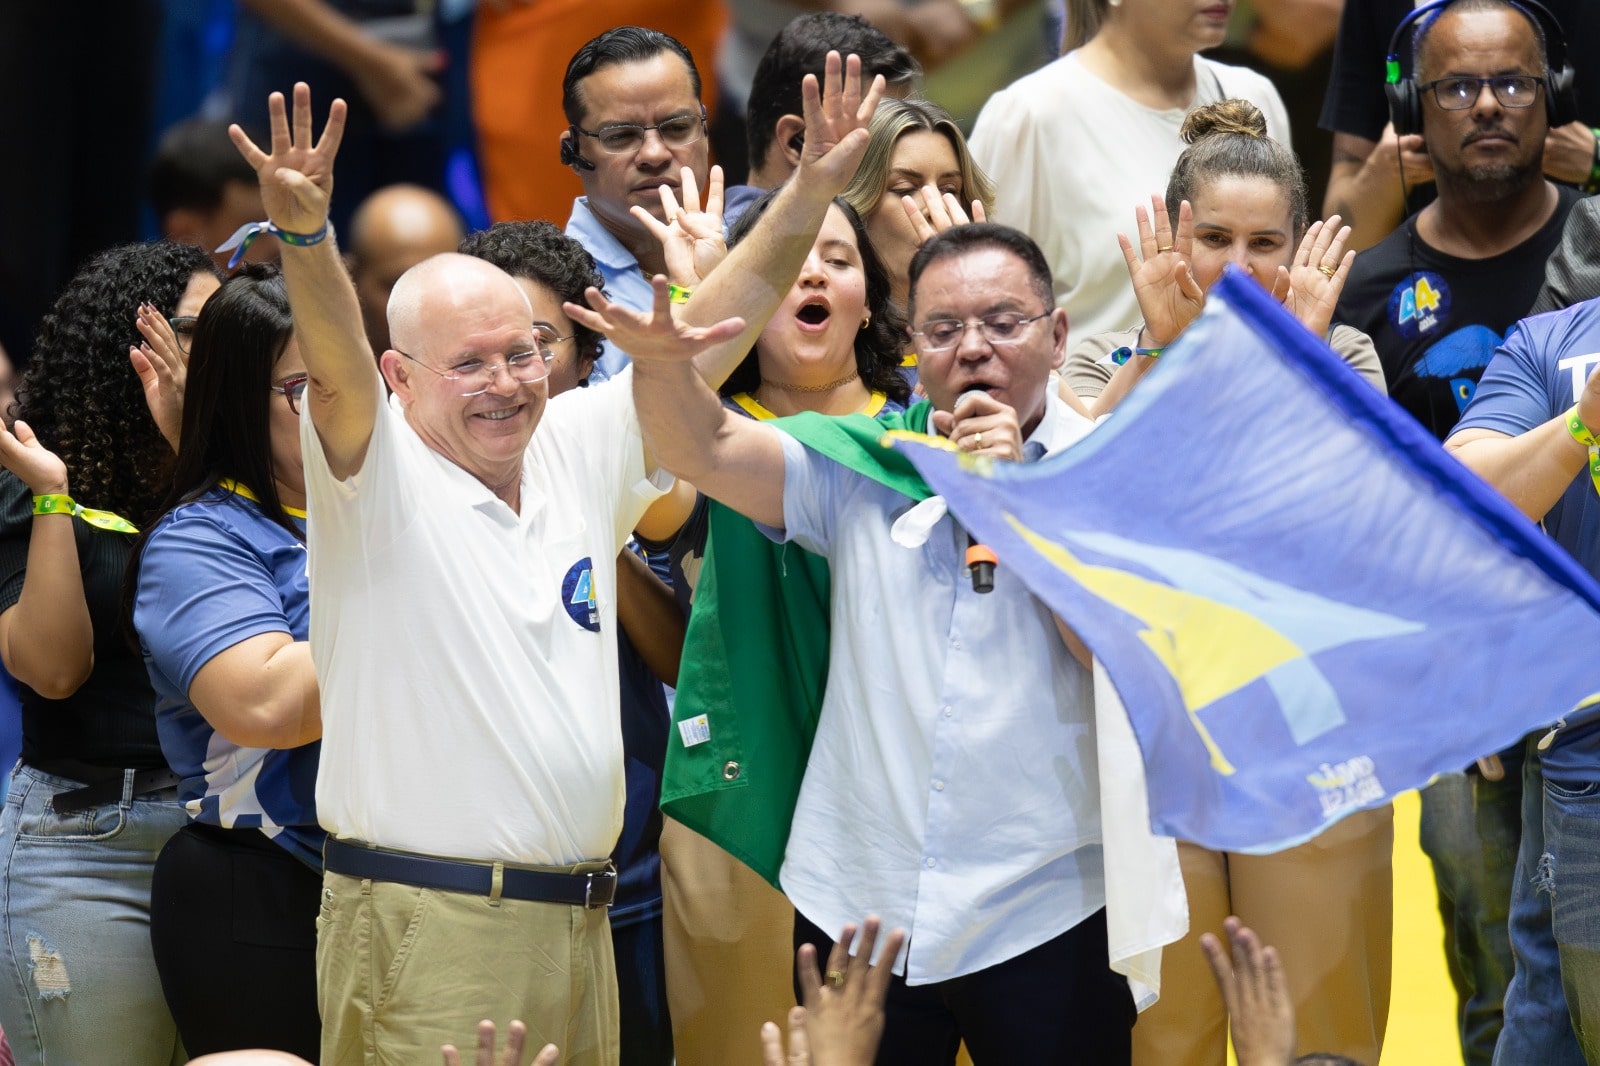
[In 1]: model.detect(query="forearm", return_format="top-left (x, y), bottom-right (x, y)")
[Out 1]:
top-left (684, 171), bottom-right (838, 389)
top-left (616, 549), bottom-right (686, 686)
top-left (1447, 423), bottom-right (1587, 521)
top-left (0, 515), bottom-right (93, 698)
top-left (240, 0), bottom-right (387, 75)
top-left (192, 636), bottom-right (322, 749)
top-left (1325, 156), bottom-right (1406, 254)
top-left (280, 236), bottom-right (381, 471)
top-left (634, 358), bottom-right (736, 484)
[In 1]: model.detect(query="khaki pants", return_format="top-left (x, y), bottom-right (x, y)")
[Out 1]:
top-left (316, 867), bottom-right (619, 1066)
top-left (1133, 805), bottom-right (1394, 1066)
top-left (660, 820), bottom-right (797, 1066)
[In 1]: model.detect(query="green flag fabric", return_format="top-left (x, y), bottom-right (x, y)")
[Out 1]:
top-left (660, 402), bottom-right (934, 886)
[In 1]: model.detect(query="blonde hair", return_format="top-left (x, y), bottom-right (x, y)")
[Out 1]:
top-left (1166, 99), bottom-right (1308, 237)
top-left (841, 97), bottom-right (996, 226)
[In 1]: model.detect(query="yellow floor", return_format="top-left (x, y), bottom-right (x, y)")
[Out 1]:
top-left (1380, 789), bottom-right (1462, 1066)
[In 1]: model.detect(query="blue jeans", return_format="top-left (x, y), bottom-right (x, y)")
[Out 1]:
top-left (1420, 751), bottom-right (1522, 1066)
top-left (1495, 740), bottom-right (1586, 1065)
top-left (0, 764), bottom-right (188, 1066)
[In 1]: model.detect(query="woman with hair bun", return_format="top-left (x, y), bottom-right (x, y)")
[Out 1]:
top-left (970, 0), bottom-right (1290, 342)
top-left (0, 240), bottom-right (220, 1066)
top-left (1068, 100), bottom-right (1392, 1066)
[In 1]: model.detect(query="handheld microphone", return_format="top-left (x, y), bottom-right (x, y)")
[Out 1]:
top-left (955, 388), bottom-right (997, 594)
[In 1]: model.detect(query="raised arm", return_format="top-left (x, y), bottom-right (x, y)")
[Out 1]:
top-left (0, 425), bottom-right (91, 698)
top-left (230, 85), bottom-right (380, 479)
top-left (1323, 127), bottom-right (1433, 253)
top-left (633, 52), bottom-right (884, 392)
top-left (567, 281), bottom-right (787, 530)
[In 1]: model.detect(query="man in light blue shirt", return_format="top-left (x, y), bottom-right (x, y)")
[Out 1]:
top-left (561, 27), bottom-right (714, 383)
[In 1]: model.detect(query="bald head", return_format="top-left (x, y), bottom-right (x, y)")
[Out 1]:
top-left (347, 184), bottom-right (466, 354)
top-left (387, 253), bottom-right (533, 359)
top-left (188, 1053), bottom-right (314, 1066)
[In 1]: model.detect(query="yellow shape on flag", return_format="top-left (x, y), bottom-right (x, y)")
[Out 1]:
top-left (1008, 514), bottom-right (1313, 775)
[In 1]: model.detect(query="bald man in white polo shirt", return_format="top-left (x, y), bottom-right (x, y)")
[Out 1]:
top-left (228, 85), bottom-right (726, 1066)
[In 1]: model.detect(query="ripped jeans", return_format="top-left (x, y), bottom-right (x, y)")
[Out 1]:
top-left (0, 764), bottom-right (187, 1066)
top-left (1495, 741), bottom-right (1589, 1065)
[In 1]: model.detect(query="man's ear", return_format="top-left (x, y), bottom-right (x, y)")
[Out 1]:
top-left (1049, 308), bottom-right (1070, 370)
top-left (775, 114), bottom-right (807, 168)
top-left (378, 349), bottom-right (410, 398)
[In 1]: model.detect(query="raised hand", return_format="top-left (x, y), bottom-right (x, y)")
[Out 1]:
top-left (630, 165), bottom-right (729, 289)
top-left (797, 51), bottom-right (887, 197)
top-left (1200, 917), bottom-right (1295, 1066)
top-left (564, 277), bottom-right (745, 365)
top-left (795, 917), bottom-right (907, 1066)
top-left (1273, 215), bottom-right (1354, 340)
top-left (1118, 196), bottom-right (1203, 348)
top-left (0, 420), bottom-right (68, 498)
top-left (900, 185), bottom-right (987, 246)
top-left (229, 82), bottom-right (348, 236)
top-left (131, 302), bottom-right (189, 452)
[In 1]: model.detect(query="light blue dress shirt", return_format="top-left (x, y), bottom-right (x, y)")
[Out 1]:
top-left (565, 196), bottom-right (652, 384)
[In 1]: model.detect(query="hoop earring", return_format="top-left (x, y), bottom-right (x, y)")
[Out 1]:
top-left (862, 313), bottom-right (872, 329)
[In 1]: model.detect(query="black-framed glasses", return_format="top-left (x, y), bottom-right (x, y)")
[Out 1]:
top-left (571, 108), bottom-right (708, 155)
top-left (912, 310), bottom-right (1051, 353)
top-left (1421, 75), bottom-right (1542, 110)
top-left (270, 374), bottom-right (309, 415)
top-left (169, 316), bottom-right (198, 354)
top-left (396, 348), bottom-right (554, 397)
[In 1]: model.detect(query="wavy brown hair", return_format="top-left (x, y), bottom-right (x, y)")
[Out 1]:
top-left (17, 241), bottom-right (219, 525)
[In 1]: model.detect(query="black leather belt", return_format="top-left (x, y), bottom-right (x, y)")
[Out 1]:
top-left (32, 761), bottom-right (182, 815)
top-left (323, 837), bottom-right (616, 907)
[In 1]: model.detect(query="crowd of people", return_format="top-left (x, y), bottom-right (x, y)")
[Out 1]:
top-left (6, 0), bottom-right (1600, 1064)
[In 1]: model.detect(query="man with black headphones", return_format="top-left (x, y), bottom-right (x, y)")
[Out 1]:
top-left (1320, 0), bottom-right (1599, 253)
top-left (1332, 3), bottom-right (1583, 1064)
top-left (560, 27), bottom-right (714, 385)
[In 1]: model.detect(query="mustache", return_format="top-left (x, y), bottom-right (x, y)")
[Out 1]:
top-left (1462, 127), bottom-right (1518, 146)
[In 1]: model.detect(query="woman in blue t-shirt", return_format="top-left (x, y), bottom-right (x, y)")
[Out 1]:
top-left (131, 265), bottom-right (322, 1061)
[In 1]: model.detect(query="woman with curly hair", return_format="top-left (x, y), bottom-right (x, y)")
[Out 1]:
top-left (0, 240), bottom-right (220, 1066)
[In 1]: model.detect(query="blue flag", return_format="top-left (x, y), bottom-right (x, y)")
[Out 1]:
top-left (891, 268), bottom-right (1600, 854)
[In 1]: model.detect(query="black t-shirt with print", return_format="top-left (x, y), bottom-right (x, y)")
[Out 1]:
top-left (1334, 186), bottom-right (1580, 440)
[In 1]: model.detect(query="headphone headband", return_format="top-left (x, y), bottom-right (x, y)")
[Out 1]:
top-left (1385, 0), bottom-right (1568, 84)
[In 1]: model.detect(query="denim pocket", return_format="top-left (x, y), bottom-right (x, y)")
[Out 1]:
top-left (1544, 775), bottom-right (1600, 802)
top-left (13, 777), bottom-right (128, 843)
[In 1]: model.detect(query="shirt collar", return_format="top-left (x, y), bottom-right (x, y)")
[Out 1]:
top-left (565, 197), bottom-right (641, 273)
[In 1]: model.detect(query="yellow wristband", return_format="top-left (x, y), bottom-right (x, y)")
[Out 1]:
top-left (31, 494), bottom-right (139, 534)
top-left (668, 284), bottom-right (692, 305)
top-left (1568, 405), bottom-right (1600, 448)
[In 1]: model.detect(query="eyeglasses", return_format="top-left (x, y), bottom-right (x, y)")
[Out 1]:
top-left (571, 109), bottom-right (707, 155)
top-left (169, 316), bottom-right (198, 354)
top-left (1421, 75), bottom-right (1542, 111)
top-left (270, 374), bottom-right (309, 415)
top-left (396, 348), bottom-right (554, 396)
top-left (911, 310), bottom-right (1052, 353)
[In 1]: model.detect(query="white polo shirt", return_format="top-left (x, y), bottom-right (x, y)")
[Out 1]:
top-left (303, 369), bottom-right (669, 865)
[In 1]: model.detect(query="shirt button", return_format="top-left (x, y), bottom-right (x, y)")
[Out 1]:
top-left (941, 706), bottom-right (953, 718)
top-left (925, 857), bottom-right (936, 868)
top-left (933, 780), bottom-right (945, 791)
top-left (951, 638), bottom-right (962, 650)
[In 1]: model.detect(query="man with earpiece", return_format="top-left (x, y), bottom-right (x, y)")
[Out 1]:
top-left (1332, 3), bottom-right (1584, 1064)
top-left (560, 27), bottom-right (715, 385)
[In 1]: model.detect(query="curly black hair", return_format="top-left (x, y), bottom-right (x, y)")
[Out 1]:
top-left (457, 221), bottom-right (607, 376)
top-left (18, 241), bottom-right (220, 526)
top-left (721, 190), bottom-right (910, 404)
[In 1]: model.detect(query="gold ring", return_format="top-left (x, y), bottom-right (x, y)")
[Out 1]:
top-left (1157, 244), bottom-right (1174, 253)
top-left (973, 431), bottom-right (984, 448)
top-left (826, 969), bottom-right (846, 989)
top-left (1318, 264), bottom-right (1338, 279)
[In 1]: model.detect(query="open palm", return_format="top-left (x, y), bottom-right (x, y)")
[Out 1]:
top-left (1120, 196), bottom-right (1203, 347)
top-left (229, 82), bottom-right (348, 236)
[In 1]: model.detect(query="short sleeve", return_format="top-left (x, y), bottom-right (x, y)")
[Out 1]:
top-left (1319, 0), bottom-right (1396, 140)
top-left (1064, 329), bottom-right (1137, 400)
top-left (1328, 324), bottom-right (1387, 392)
top-left (136, 511), bottom-right (294, 695)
